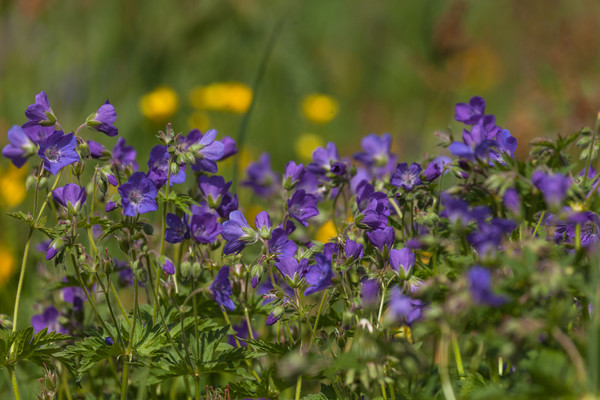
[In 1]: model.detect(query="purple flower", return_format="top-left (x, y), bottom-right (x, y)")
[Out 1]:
top-left (228, 322), bottom-right (257, 347)
top-left (344, 238), bottom-right (363, 262)
top-left (283, 161), bottom-right (305, 190)
top-left (287, 190), bottom-right (319, 227)
top-left (275, 257), bottom-right (308, 284)
top-left (455, 96), bottom-right (486, 125)
top-left (388, 288), bottom-right (424, 325)
top-left (467, 218), bottom-right (516, 258)
top-left (198, 175), bottom-right (232, 209)
top-left (366, 227), bottom-right (395, 253)
top-left (147, 145), bottom-right (186, 188)
top-left (217, 192), bottom-right (239, 220)
top-left (390, 163), bottom-right (422, 191)
top-left (354, 133), bottom-right (393, 167)
top-left (45, 238), bottom-right (64, 260)
top-left (441, 193), bottom-right (489, 226)
top-left (423, 156), bottom-right (452, 182)
top-left (165, 213), bottom-right (191, 243)
top-left (52, 184), bottom-right (87, 213)
top-left (210, 266), bottom-right (235, 311)
top-left (87, 140), bottom-right (106, 159)
top-left (87, 99), bottom-right (118, 137)
top-left (304, 254), bottom-right (334, 296)
top-left (183, 129), bottom-right (224, 173)
top-left (389, 248), bottom-right (414, 278)
top-left (162, 257), bottom-right (175, 275)
top-left (105, 201), bottom-right (117, 212)
top-left (308, 142), bottom-right (343, 178)
top-left (532, 170), bottom-right (571, 208)
top-left (31, 306), bottom-right (67, 334)
top-left (24, 91), bottom-right (56, 128)
top-left (255, 211), bottom-right (272, 239)
top-left (490, 129), bottom-right (517, 161)
top-left (22, 125), bottom-right (53, 145)
top-left (242, 153), bottom-right (281, 197)
top-left (552, 211), bottom-right (600, 248)
top-left (118, 172), bottom-right (158, 216)
top-left (218, 136), bottom-right (238, 161)
top-left (467, 266), bottom-right (507, 307)
top-left (105, 337), bottom-right (114, 345)
top-left (62, 286), bottom-right (85, 311)
top-left (361, 278), bottom-right (380, 306)
top-left (38, 130), bottom-right (80, 175)
top-left (268, 228), bottom-right (297, 259)
top-left (112, 137), bottom-right (138, 170)
top-left (2, 125), bottom-right (37, 167)
top-left (503, 188), bottom-right (521, 216)
top-left (190, 210), bottom-right (222, 244)
top-left (222, 211), bottom-right (256, 255)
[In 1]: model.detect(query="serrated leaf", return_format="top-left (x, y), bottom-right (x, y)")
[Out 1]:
top-left (57, 328), bottom-right (122, 382)
top-left (6, 211), bottom-right (33, 226)
top-left (247, 339), bottom-right (293, 356)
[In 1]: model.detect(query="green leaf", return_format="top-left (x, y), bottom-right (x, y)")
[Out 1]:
top-left (247, 339), bottom-right (293, 356)
top-left (6, 211), bottom-right (33, 226)
top-left (57, 328), bottom-right (121, 382)
top-left (4, 328), bottom-right (73, 368)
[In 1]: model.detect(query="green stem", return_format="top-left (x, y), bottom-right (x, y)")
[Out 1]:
top-left (531, 211), bottom-right (545, 238)
top-left (221, 308), bottom-right (262, 382)
top-left (121, 275), bottom-right (139, 400)
top-left (110, 281), bottom-right (132, 327)
top-left (295, 375), bottom-right (302, 400)
top-left (194, 377), bottom-right (201, 400)
top-left (8, 365), bottom-right (20, 400)
top-left (12, 170), bottom-right (63, 336)
top-left (308, 291), bottom-right (327, 349)
top-left (11, 228), bottom-right (33, 334)
top-left (451, 332), bottom-right (465, 378)
top-left (380, 382), bottom-right (388, 400)
top-left (71, 254), bottom-right (113, 339)
top-left (377, 276), bottom-right (396, 324)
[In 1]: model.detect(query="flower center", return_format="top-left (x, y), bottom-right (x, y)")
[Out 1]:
top-left (45, 146), bottom-right (60, 162)
top-left (128, 190), bottom-right (143, 205)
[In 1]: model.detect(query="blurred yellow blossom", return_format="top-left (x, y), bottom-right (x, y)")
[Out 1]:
top-left (244, 204), bottom-right (263, 227)
top-left (302, 94), bottom-right (339, 124)
top-left (0, 246), bottom-right (15, 287)
top-left (188, 110), bottom-right (211, 132)
top-left (315, 220), bottom-right (337, 243)
top-left (189, 82), bottom-right (253, 113)
top-left (139, 86), bottom-right (179, 122)
top-left (0, 164), bottom-right (27, 207)
top-left (295, 133), bottom-right (324, 162)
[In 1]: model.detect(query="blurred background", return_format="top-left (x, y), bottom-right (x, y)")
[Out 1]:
top-left (1, 0), bottom-right (600, 317)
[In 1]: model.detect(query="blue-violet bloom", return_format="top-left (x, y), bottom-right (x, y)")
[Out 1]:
top-left (38, 130), bottom-right (80, 175)
top-left (118, 172), bottom-right (158, 216)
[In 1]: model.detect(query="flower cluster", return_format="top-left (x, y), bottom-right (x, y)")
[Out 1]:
top-left (4, 91), bottom-right (600, 399)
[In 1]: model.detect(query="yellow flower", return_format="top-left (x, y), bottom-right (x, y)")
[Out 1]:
top-left (302, 94), bottom-right (339, 124)
top-left (295, 133), bottom-right (324, 162)
top-left (0, 246), bottom-right (15, 287)
top-left (0, 165), bottom-right (27, 207)
top-left (189, 82), bottom-right (252, 114)
top-left (315, 220), bottom-right (338, 243)
top-left (139, 86), bottom-right (179, 122)
top-left (188, 110), bottom-right (211, 132)
top-left (244, 204), bottom-right (263, 227)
